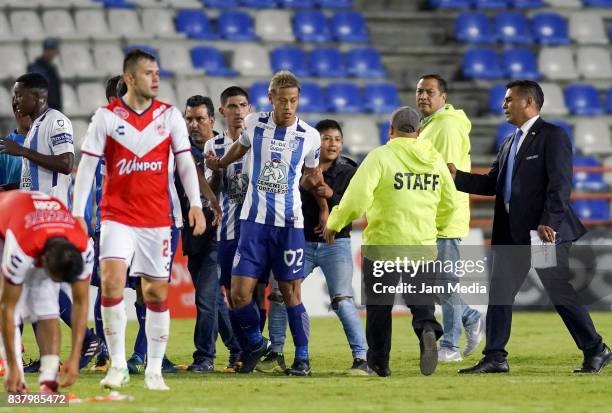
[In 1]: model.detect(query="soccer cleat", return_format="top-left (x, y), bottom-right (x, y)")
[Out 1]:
top-left (238, 338), bottom-right (270, 374)
top-left (256, 352), bottom-right (286, 373)
top-left (368, 362), bottom-right (391, 377)
top-left (223, 357), bottom-right (243, 374)
top-left (100, 367), bottom-right (130, 390)
top-left (23, 359), bottom-right (41, 373)
top-left (90, 354), bottom-right (110, 373)
top-left (144, 373), bottom-right (170, 391)
top-left (187, 359), bottom-right (214, 373)
top-left (348, 358), bottom-right (371, 376)
top-left (79, 332), bottom-right (103, 369)
top-left (419, 329), bottom-right (438, 376)
top-left (463, 315), bottom-right (485, 357)
top-left (285, 359), bottom-right (311, 376)
top-left (127, 354), bottom-right (145, 375)
top-left (438, 347), bottom-right (463, 362)
top-left (161, 356), bottom-right (179, 374)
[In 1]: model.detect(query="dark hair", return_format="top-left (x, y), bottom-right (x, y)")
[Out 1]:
top-left (116, 77), bottom-right (127, 98)
top-left (418, 74), bottom-right (448, 94)
top-left (186, 95), bottom-right (214, 118)
top-left (506, 80), bottom-right (544, 110)
top-left (42, 237), bottom-right (84, 284)
top-left (123, 49), bottom-right (157, 74)
top-left (315, 119), bottom-right (343, 137)
top-left (220, 86), bottom-right (249, 107)
top-left (105, 75), bottom-right (122, 101)
top-left (16, 73), bottom-right (48, 90)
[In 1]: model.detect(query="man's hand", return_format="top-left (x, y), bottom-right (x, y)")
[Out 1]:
top-left (59, 356), bottom-right (79, 388)
top-left (4, 366), bottom-right (22, 393)
top-left (301, 168), bottom-right (324, 191)
top-left (537, 224), bottom-right (556, 243)
top-left (323, 226), bottom-right (337, 244)
top-left (189, 206), bottom-right (206, 236)
top-left (210, 199), bottom-right (222, 227)
top-left (314, 182), bottom-right (334, 199)
top-left (204, 151), bottom-right (223, 171)
top-left (447, 163), bottom-right (457, 179)
top-left (0, 138), bottom-right (24, 157)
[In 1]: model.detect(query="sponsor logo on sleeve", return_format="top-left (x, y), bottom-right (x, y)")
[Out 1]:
top-left (50, 133), bottom-right (73, 146)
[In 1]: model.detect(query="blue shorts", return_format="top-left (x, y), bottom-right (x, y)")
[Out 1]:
top-left (232, 220), bottom-right (305, 282)
top-left (218, 238), bottom-right (238, 288)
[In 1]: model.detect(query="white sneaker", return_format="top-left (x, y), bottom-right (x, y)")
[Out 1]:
top-left (438, 347), bottom-right (463, 362)
top-left (464, 315), bottom-right (485, 357)
top-left (144, 373), bottom-right (170, 391)
top-left (100, 367), bottom-right (129, 390)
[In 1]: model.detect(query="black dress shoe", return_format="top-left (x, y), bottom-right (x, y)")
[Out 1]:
top-left (574, 344), bottom-right (612, 373)
top-left (458, 357), bottom-right (509, 374)
top-left (419, 329), bottom-right (438, 376)
top-left (368, 362), bottom-right (392, 377)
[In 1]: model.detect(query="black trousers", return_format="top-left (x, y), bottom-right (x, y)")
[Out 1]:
top-left (484, 242), bottom-right (603, 360)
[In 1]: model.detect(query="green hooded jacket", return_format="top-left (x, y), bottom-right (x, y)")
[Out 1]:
top-left (420, 104), bottom-right (471, 238)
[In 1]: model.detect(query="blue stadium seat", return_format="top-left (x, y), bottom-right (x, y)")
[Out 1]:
top-left (96, 0), bottom-right (136, 8)
top-left (606, 87), bottom-right (612, 113)
top-left (310, 48), bottom-right (346, 77)
top-left (270, 47), bottom-right (309, 77)
top-left (190, 46), bottom-right (237, 77)
top-left (462, 48), bottom-right (502, 79)
top-left (429, 0), bottom-right (471, 8)
top-left (202, 0), bottom-right (238, 7)
top-left (496, 122), bottom-right (516, 150)
top-left (250, 81), bottom-right (272, 112)
top-left (363, 83), bottom-right (401, 113)
top-left (278, 0), bottom-right (315, 7)
top-left (218, 11), bottom-right (256, 41)
top-left (489, 84), bottom-right (507, 114)
top-left (472, 0), bottom-right (508, 8)
top-left (330, 12), bottom-right (369, 43)
top-left (316, 0), bottom-right (352, 8)
top-left (495, 12), bottom-right (532, 44)
top-left (175, 10), bottom-right (219, 40)
top-left (240, 0), bottom-right (278, 7)
top-left (326, 83), bottom-right (363, 113)
top-left (573, 156), bottom-right (607, 191)
top-left (532, 13), bottom-right (570, 45)
top-left (510, 0), bottom-right (543, 7)
top-left (293, 11), bottom-right (331, 42)
top-left (572, 200), bottom-right (610, 221)
top-left (501, 48), bottom-right (539, 79)
top-left (456, 12), bottom-right (494, 44)
top-left (582, 0), bottom-right (612, 6)
top-left (298, 82), bottom-right (326, 113)
top-left (345, 48), bottom-right (385, 78)
top-left (124, 45), bottom-right (173, 77)
top-left (564, 84), bottom-right (603, 115)
top-left (379, 122), bottom-right (390, 144)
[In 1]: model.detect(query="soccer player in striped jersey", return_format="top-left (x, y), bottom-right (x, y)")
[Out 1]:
top-left (206, 71), bottom-right (322, 376)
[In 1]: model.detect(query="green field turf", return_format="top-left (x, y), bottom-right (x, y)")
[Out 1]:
top-left (9, 312), bottom-right (612, 413)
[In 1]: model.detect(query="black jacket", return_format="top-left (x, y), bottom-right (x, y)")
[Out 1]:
top-left (27, 57), bottom-right (62, 111)
top-left (301, 155), bottom-right (357, 242)
top-left (455, 117), bottom-right (586, 245)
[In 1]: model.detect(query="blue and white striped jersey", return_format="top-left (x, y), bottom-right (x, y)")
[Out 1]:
top-left (20, 109), bottom-right (74, 208)
top-left (204, 131), bottom-right (249, 241)
top-left (238, 112), bottom-right (320, 228)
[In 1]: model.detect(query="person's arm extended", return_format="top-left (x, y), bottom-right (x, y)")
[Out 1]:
top-left (451, 151), bottom-right (501, 196)
top-left (436, 160), bottom-right (459, 232)
top-left (61, 279), bottom-right (89, 388)
top-left (206, 140), bottom-right (250, 171)
top-left (0, 138), bottom-right (73, 174)
top-left (1, 281), bottom-right (23, 392)
top-left (73, 153), bottom-right (100, 229)
top-left (195, 162), bottom-right (221, 226)
top-left (303, 167), bottom-right (329, 235)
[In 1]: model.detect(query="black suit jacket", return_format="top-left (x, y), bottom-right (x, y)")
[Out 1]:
top-left (455, 117), bottom-right (586, 245)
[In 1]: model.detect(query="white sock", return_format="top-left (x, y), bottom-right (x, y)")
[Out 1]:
top-left (101, 298), bottom-right (127, 369)
top-left (144, 306), bottom-right (170, 375)
top-left (39, 355), bottom-right (60, 384)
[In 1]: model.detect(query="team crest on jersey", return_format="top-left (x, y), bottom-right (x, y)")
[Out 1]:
top-left (227, 172), bottom-right (249, 204)
top-left (57, 119), bottom-right (64, 127)
top-left (257, 159), bottom-right (289, 194)
top-left (113, 106), bottom-right (129, 120)
top-left (156, 123), bottom-right (167, 136)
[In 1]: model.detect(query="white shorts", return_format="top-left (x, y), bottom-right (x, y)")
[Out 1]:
top-left (15, 268), bottom-right (61, 325)
top-left (100, 220), bottom-right (172, 279)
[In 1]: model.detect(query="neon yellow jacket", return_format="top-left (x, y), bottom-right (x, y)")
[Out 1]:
top-left (327, 137), bottom-right (457, 249)
top-left (419, 104), bottom-right (471, 238)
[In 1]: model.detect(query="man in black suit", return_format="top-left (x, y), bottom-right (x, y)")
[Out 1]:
top-left (448, 80), bottom-right (611, 374)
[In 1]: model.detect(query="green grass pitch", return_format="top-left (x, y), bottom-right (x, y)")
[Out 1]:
top-left (11, 312), bottom-right (612, 413)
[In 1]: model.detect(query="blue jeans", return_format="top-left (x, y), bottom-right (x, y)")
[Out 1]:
top-left (436, 238), bottom-right (481, 350)
top-left (187, 239), bottom-right (241, 363)
top-left (268, 238), bottom-right (367, 360)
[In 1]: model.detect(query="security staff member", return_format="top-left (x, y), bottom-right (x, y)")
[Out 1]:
top-left (323, 106), bottom-right (457, 377)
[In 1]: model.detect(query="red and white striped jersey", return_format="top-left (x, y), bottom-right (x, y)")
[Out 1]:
top-left (80, 98), bottom-right (191, 228)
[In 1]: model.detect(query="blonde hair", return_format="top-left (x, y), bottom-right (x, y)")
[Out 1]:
top-left (268, 71), bottom-right (301, 94)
